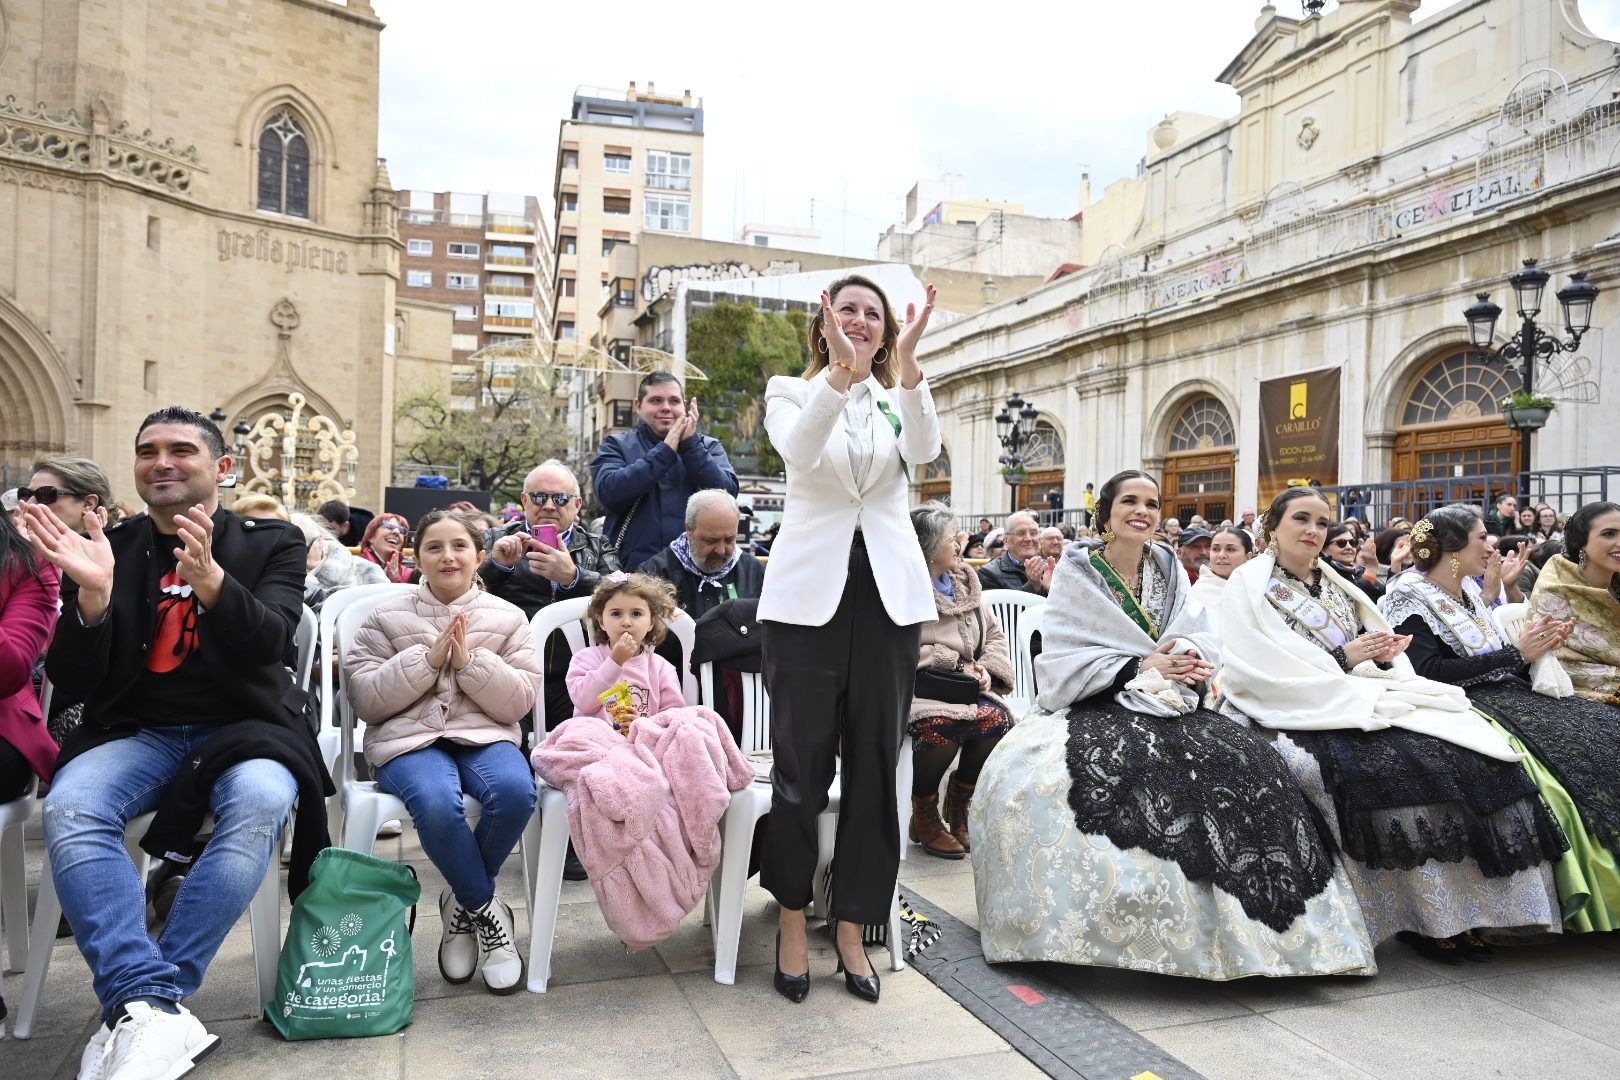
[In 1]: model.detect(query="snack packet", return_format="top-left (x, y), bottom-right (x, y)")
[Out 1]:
top-left (598, 679), bottom-right (639, 736)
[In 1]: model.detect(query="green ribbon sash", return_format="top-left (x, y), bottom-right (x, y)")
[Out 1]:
top-left (1090, 552), bottom-right (1158, 638)
top-left (875, 400), bottom-right (909, 482)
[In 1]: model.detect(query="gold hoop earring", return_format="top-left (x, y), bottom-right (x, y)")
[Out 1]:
top-left (816, 336), bottom-right (828, 356)
top-left (873, 347), bottom-right (889, 365)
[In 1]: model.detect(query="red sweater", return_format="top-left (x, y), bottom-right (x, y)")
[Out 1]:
top-left (1, 560), bottom-right (61, 781)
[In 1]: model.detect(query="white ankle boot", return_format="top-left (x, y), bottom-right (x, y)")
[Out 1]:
top-left (437, 890), bottom-right (478, 984)
top-left (470, 897), bottom-right (523, 994)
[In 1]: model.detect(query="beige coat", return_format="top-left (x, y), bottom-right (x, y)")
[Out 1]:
top-left (913, 563), bottom-right (1016, 723)
top-left (346, 583), bottom-right (541, 766)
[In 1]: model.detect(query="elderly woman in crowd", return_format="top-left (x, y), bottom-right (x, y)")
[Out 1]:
top-left (1380, 504), bottom-right (1618, 933)
top-left (1216, 488), bottom-right (1566, 963)
top-left (906, 504), bottom-right (1015, 860)
top-left (1532, 501), bottom-right (1620, 707)
top-left (972, 470), bottom-right (1373, 980)
top-left (290, 512), bottom-right (388, 611)
top-left (360, 512), bottom-right (415, 583)
top-left (231, 493), bottom-right (290, 521)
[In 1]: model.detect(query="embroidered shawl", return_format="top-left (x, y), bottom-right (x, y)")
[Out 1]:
top-left (1531, 554), bottom-right (1620, 705)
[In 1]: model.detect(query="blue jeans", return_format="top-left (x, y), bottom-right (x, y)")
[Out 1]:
top-left (373, 739), bottom-right (536, 910)
top-left (42, 726), bottom-right (297, 1019)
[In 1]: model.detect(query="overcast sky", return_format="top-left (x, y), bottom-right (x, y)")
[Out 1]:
top-left (373, 0), bottom-right (1620, 257)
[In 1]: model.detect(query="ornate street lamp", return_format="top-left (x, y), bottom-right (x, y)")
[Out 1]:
top-left (995, 391), bottom-right (1039, 514)
top-left (1462, 258), bottom-right (1600, 499)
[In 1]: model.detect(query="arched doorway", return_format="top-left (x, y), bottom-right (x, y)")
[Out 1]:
top-left (917, 444), bottom-right (952, 505)
top-left (1162, 394), bottom-right (1236, 523)
top-left (1392, 347), bottom-right (1518, 516)
top-left (1013, 420), bottom-right (1064, 515)
top-left (0, 301), bottom-right (71, 488)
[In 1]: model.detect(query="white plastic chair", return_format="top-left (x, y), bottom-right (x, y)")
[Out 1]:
top-left (1014, 604), bottom-right (1046, 716)
top-left (0, 679), bottom-right (47, 976)
top-left (330, 591), bottom-right (539, 918)
top-left (1495, 601), bottom-right (1529, 639)
top-left (316, 583), bottom-right (406, 778)
top-left (698, 662), bottom-right (907, 986)
top-left (294, 603), bottom-right (319, 693)
top-left (981, 589), bottom-right (1046, 714)
top-left (13, 809), bottom-right (283, 1039)
top-left (524, 599), bottom-right (704, 992)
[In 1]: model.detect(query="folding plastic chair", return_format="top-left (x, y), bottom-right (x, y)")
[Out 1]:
top-left (698, 662), bottom-right (907, 986)
top-left (0, 678), bottom-right (47, 976)
top-left (524, 599), bottom-right (702, 992)
top-left (980, 589), bottom-right (1046, 716)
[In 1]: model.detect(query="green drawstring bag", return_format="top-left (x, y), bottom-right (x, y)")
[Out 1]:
top-left (268, 848), bottom-right (421, 1040)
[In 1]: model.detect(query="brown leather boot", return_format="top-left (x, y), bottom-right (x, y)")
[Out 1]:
top-left (908, 793), bottom-right (965, 859)
top-left (945, 771), bottom-right (975, 853)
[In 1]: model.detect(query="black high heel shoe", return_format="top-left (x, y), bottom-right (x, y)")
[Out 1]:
top-left (833, 922), bottom-right (880, 1003)
top-left (773, 930), bottom-right (810, 1003)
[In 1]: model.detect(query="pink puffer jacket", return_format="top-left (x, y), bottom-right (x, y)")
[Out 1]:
top-left (532, 705), bottom-right (753, 950)
top-left (346, 583), bottom-right (541, 766)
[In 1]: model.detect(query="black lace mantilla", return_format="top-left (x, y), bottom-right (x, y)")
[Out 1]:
top-left (1287, 727), bottom-right (1568, 876)
top-left (1064, 699), bottom-right (1337, 933)
top-left (1468, 681), bottom-right (1620, 852)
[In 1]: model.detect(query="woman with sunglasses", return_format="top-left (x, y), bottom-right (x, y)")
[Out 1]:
top-left (1324, 523), bottom-right (1384, 601)
top-left (360, 513), bottom-right (415, 583)
top-left (24, 456), bottom-right (118, 535)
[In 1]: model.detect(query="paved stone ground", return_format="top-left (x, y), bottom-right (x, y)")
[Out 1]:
top-left (5, 815), bottom-right (1620, 1079)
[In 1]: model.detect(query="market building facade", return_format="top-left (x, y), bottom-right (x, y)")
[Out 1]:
top-left (919, 0), bottom-right (1620, 523)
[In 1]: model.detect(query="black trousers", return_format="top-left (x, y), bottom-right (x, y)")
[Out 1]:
top-left (760, 534), bottom-right (921, 924)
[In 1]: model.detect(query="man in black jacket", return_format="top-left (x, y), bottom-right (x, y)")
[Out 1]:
top-left (480, 459), bottom-right (618, 730)
top-left (590, 371), bottom-right (738, 571)
top-left (975, 511), bottom-right (1051, 595)
top-left (637, 490), bottom-right (764, 621)
top-left (23, 406), bottom-right (316, 1080)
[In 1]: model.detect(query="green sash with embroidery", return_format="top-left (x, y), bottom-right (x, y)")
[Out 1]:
top-left (1091, 552), bottom-right (1158, 638)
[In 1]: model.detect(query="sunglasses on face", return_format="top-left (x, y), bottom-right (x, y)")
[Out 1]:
top-left (1328, 538), bottom-right (1357, 549)
top-left (527, 491), bottom-right (577, 507)
top-left (18, 485), bottom-right (82, 505)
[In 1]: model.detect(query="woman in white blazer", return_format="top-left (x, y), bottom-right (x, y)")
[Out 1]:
top-left (760, 273), bottom-right (941, 1005)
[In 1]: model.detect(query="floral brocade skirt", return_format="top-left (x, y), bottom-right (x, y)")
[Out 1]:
top-left (908, 697), bottom-right (1013, 750)
top-left (970, 706), bottom-right (1375, 980)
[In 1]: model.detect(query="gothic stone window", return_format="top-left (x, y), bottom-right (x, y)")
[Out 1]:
top-left (258, 110), bottom-right (311, 218)
top-left (1401, 349), bottom-right (1516, 426)
top-left (1168, 395), bottom-right (1236, 452)
top-left (1022, 421), bottom-right (1064, 468)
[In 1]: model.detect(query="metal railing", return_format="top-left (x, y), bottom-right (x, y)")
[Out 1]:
top-left (486, 254), bottom-right (530, 267)
top-left (1318, 467), bottom-right (1620, 528)
top-left (645, 172), bottom-right (692, 191)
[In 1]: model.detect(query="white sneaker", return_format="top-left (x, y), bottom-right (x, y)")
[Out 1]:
top-left (377, 819), bottom-right (403, 838)
top-left (437, 890), bottom-right (478, 984)
top-left (103, 1002), bottom-right (218, 1080)
top-left (77, 1023), bottom-right (112, 1080)
top-left (470, 897), bottom-right (523, 995)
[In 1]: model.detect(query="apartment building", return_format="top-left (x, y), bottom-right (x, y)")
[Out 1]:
top-left (394, 190), bottom-right (554, 365)
top-left (551, 82), bottom-right (704, 351)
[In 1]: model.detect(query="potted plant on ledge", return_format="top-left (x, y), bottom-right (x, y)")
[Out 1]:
top-left (1499, 391), bottom-right (1556, 431)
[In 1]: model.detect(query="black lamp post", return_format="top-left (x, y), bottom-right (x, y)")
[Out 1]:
top-left (994, 391), bottom-right (1039, 514)
top-left (1463, 258), bottom-right (1598, 501)
top-left (232, 419), bottom-right (252, 459)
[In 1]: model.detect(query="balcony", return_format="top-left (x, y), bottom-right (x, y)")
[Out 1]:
top-left (484, 256), bottom-right (535, 274)
top-left (645, 172), bottom-right (692, 192)
top-left (485, 285), bottom-right (532, 298)
top-left (483, 316), bottom-right (534, 332)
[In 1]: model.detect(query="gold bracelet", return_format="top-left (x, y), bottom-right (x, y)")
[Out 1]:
top-left (831, 359), bottom-right (857, 373)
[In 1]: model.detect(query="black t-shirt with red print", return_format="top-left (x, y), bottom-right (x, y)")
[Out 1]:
top-left (113, 535), bottom-right (239, 726)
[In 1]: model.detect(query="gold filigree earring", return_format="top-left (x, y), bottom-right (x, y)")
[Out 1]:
top-left (1102, 528), bottom-right (1117, 543)
top-left (1448, 554), bottom-right (1462, 577)
top-left (1265, 536), bottom-right (1279, 556)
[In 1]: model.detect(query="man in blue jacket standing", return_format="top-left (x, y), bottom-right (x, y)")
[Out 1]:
top-left (591, 370), bottom-right (739, 570)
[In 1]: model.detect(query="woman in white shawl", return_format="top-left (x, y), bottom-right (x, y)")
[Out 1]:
top-left (1217, 488), bottom-right (1566, 964)
top-left (971, 471), bottom-right (1373, 980)
top-left (1381, 504), bottom-right (1617, 933)
top-left (1189, 525), bottom-right (1252, 608)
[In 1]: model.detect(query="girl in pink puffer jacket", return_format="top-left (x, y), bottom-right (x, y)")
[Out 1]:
top-left (345, 510), bottom-right (540, 995)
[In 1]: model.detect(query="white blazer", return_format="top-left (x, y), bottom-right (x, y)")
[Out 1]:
top-left (757, 370), bottom-right (943, 627)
